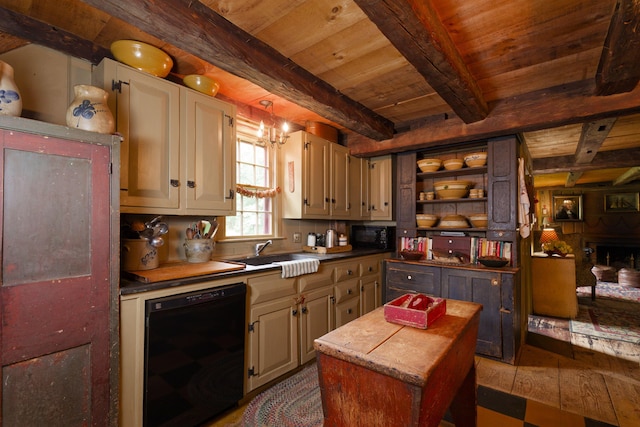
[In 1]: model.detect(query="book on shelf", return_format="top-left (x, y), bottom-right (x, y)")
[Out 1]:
top-left (400, 236), bottom-right (512, 265)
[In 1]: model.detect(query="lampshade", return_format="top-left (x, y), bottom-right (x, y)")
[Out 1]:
top-left (539, 228), bottom-right (559, 244)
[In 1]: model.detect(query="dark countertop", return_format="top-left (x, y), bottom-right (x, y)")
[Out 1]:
top-left (120, 249), bottom-right (390, 295)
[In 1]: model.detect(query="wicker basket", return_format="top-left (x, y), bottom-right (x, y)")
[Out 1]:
top-left (618, 268), bottom-right (640, 287)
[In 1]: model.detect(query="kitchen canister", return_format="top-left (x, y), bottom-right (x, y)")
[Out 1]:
top-left (307, 232), bottom-right (316, 246)
top-left (66, 84), bottom-right (115, 134)
top-left (0, 60), bottom-right (22, 117)
top-left (121, 239), bottom-right (159, 270)
top-left (184, 239), bottom-right (214, 263)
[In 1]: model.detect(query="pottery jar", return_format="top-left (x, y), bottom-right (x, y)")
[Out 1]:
top-left (0, 60), bottom-right (22, 117)
top-left (66, 84), bottom-right (115, 134)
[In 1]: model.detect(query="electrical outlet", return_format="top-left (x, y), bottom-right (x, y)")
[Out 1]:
top-left (293, 232), bottom-right (301, 243)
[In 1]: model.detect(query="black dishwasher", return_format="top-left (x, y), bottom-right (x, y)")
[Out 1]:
top-left (143, 282), bottom-right (246, 427)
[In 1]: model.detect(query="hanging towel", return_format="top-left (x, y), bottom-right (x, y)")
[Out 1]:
top-left (518, 157), bottom-right (531, 238)
top-left (274, 258), bottom-right (320, 278)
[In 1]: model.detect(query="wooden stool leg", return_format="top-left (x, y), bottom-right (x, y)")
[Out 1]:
top-left (448, 363), bottom-right (477, 427)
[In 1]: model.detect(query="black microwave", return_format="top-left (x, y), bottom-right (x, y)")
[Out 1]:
top-left (351, 225), bottom-right (395, 250)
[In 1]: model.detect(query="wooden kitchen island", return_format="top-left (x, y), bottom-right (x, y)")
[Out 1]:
top-left (314, 299), bottom-right (482, 426)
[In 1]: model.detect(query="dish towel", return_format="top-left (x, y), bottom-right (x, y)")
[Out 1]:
top-left (274, 259), bottom-right (320, 278)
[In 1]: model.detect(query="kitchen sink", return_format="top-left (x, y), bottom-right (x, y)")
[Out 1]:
top-left (227, 253), bottom-right (316, 266)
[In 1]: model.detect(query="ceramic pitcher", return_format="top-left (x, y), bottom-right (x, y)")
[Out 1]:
top-left (65, 84), bottom-right (115, 134)
top-left (0, 60), bottom-right (22, 117)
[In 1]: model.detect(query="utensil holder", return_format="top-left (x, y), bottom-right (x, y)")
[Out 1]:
top-left (184, 239), bottom-right (214, 263)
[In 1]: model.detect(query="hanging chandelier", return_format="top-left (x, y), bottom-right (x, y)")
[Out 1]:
top-left (257, 100), bottom-right (289, 147)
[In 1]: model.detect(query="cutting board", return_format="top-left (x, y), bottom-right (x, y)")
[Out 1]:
top-left (302, 244), bottom-right (352, 254)
top-left (124, 260), bottom-right (246, 284)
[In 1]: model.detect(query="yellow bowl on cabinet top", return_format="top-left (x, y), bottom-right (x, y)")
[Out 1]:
top-left (464, 152), bottom-right (487, 167)
top-left (417, 158), bottom-right (441, 172)
top-left (443, 158), bottom-right (464, 170)
top-left (183, 75), bottom-right (220, 97)
top-left (110, 40), bottom-right (173, 78)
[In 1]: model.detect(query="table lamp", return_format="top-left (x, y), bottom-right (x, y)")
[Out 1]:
top-left (539, 228), bottom-right (559, 244)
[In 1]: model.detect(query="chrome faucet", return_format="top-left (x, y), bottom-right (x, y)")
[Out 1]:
top-left (255, 240), bottom-right (273, 256)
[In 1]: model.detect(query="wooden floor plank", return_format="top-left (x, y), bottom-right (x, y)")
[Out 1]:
top-left (475, 356), bottom-right (516, 394)
top-left (604, 375), bottom-right (640, 427)
top-left (558, 357), bottom-right (618, 425)
top-left (512, 346), bottom-right (561, 406)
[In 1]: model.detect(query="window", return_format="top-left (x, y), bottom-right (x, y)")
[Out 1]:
top-left (225, 120), bottom-right (276, 238)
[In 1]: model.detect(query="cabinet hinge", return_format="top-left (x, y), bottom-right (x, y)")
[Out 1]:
top-left (304, 142), bottom-right (309, 150)
top-left (248, 367), bottom-right (257, 378)
top-left (248, 321), bottom-right (259, 332)
top-left (109, 162), bottom-right (113, 175)
top-left (225, 114), bottom-right (234, 127)
top-left (111, 79), bottom-right (129, 93)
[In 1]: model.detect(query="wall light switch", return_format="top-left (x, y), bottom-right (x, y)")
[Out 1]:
top-left (293, 232), bottom-right (301, 243)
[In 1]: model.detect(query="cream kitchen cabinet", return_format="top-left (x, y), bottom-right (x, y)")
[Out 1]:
top-left (350, 156), bottom-right (371, 220)
top-left (331, 260), bottom-right (361, 328)
top-left (93, 58), bottom-right (236, 215)
top-left (369, 155), bottom-right (394, 220)
top-left (359, 255), bottom-right (383, 315)
top-left (282, 130), bottom-right (351, 219)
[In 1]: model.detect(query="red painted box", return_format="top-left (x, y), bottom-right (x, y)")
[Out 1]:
top-left (383, 293), bottom-right (447, 329)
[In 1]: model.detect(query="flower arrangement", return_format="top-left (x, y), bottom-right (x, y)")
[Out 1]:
top-left (542, 240), bottom-right (573, 256)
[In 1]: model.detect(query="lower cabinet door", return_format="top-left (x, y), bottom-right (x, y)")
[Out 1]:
top-left (335, 297), bottom-right (360, 329)
top-left (441, 269), bottom-right (503, 358)
top-left (299, 286), bottom-right (333, 364)
top-left (248, 298), bottom-right (298, 391)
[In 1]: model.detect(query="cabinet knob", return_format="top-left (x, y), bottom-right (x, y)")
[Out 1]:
top-left (368, 266), bottom-right (373, 272)
top-left (292, 309), bottom-right (298, 316)
top-left (187, 180), bottom-right (195, 188)
top-left (407, 275), bottom-right (413, 280)
top-left (347, 308), bottom-right (353, 314)
top-left (170, 179), bottom-right (179, 187)
top-left (492, 279), bottom-right (499, 286)
top-left (347, 269), bottom-right (353, 275)
top-left (347, 288), bottom-right (353, 294)
top-left (301, 306), bottom-right (308, 314)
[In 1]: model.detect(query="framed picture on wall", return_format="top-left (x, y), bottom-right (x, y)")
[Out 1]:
top-left (604, 192), bottom-right (639, 212)
top-left (553, 195), bottom-right (583, 221)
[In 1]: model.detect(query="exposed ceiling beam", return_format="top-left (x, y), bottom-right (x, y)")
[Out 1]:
top-left (613, 166), bottom-right (640, 185)
top-left (596, 0), bottom-right (640, 95)
top-left (533, 148), bottom-right (640, 174)
top-left (353, 0), bottom-right (488, 123)
top-left (574, 118), bottom-right (617, 164)
top-left (0, 6), bottom-right (111, 64)
top-left (79, 0), bottom-right (394, 141)
top-left (348, 79), bottom-right (640, 157)
top-left (565, 172), bottom-right (583, 187)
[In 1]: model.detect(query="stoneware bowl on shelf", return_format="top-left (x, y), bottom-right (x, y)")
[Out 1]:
top-left (443, 158), bottom-right (464, 170)
top-left (468, 213), bottom-right (488, 228)
top-left (438, 214), bottom-right (469, 228)
top-left (183, 74), bottom-right (220, 97)
top-left (463, 152), bottom-right (487, 167)
top-left (416, 213), bottom-right (438, 227)
top-left (478, 256), bottom-right (509, 268)
top-left (400, 250), bottom-right (426, 261)
top-left (417, 158), bottom-right (442, 172)
top-left (434, 180), bottom-right (472, 199)
top-left (110, 40), bottom-right (173, 78)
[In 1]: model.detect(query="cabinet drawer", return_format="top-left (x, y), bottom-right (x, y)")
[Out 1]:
top-left (385, 264), bottom-right (441, 299)
top-left (358, 257), bottom-right (380, 277)
top-left (335, 296), bottom-right (360, 328)
top-left (298, 263), bottom-right (333, 293)
top-left (334, 278), bottom-right (360, 303)
top-left (432, 236), bottom-right (471, 252)
top-left (248, 273), bottom-right (297, 305)
top-left (333, 262), bottom-right (358, 282)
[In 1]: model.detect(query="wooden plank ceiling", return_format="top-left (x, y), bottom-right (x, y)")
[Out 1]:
top-left (0, 0), bottom-right (639, 188)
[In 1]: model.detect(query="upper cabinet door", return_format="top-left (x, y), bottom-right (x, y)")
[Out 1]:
top-left (303, 133), bottom-right (330, 217)
top-left (330, 143), bottom-right (350, 218)
top-left (181, 90), bottom-right (236, 214)
top-left (370, 155), bottom-right (394, 221)
top-left (113, 64), bottom-right (181, 211)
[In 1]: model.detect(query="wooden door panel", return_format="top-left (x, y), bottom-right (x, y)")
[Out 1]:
top-left (1, 131), bottom-right (112, 426)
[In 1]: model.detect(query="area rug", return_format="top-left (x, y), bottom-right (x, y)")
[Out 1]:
top-left (577, 281), bottom-right (640, 303)
top-left (570, 299), bottom-right (640, 344)
top-left (241, 363), bottom-right (322, 427)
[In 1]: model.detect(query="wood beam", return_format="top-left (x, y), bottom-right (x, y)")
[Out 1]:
top-left (79, 0), bottom-right (394, 141)
top-left (533, 148), bottom-right (640, 174)
top-left (354, 0), bottom-right (488, 123)
top-left (348, 79), bottom-right (640, 157)
top-left (574, 118), bottom-right (617, 164)
top-left (613, 166), bottom-right (640, 185)
top-left (596, 0), bottom-right (640, 95)
top-left (565, 172), bottom-right (583, 187)
top-left (0, 6), bottom-right (111, 64)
